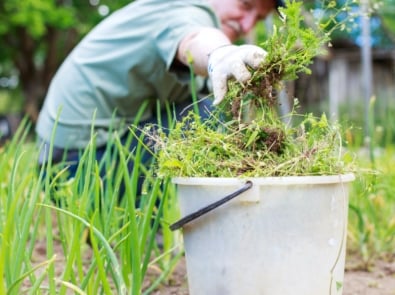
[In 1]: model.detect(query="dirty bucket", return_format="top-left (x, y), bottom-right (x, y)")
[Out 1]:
top-left (171, 174), bottom-right (355, 295)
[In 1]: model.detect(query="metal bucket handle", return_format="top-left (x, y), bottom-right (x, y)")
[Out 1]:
top-left (170, 181), bottom-right (253, 231)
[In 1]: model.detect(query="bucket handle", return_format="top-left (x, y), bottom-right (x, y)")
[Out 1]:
top-left (170, 181), bottom-right (253, 231)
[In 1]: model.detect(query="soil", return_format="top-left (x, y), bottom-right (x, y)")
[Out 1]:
top-left (27, 213), bottom-right (395, 294)
top-left (150, 255), bottom-right (395, 295)
top-left (342, 257), bottom-right (395, 295)
top-left (30, 237), bottom-right (395, 294)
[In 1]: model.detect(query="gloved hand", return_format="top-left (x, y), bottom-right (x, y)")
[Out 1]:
top-left (207, 44), bottom-right (267, 105)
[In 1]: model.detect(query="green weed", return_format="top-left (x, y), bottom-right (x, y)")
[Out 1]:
top-left (155, 0), bottom-right (356, 178)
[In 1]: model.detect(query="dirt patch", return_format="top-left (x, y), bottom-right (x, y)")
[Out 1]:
top-left (28, 232), bottom-right (395, 294)
top-left (152, 256), bottom-right (395, 295)
top-left (343, 258), bottom-right (395, 295)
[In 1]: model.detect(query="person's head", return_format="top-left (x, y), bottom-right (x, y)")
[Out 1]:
top-left (208, 0), bottom-right (284, 41)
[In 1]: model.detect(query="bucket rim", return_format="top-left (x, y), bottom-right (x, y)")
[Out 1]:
top-left (172, 173), bottom-right (355, 186)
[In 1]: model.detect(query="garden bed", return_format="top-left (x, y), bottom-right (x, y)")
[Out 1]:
top-left (29, 232), bottom-right (395, 294)
top-left (147, 255), bottom-right (395, 295)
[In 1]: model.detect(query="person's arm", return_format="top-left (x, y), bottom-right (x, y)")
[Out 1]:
top-left (177, 28), bottom-right (267, 105)
top-left (177, 27), bottom-right (231, 76)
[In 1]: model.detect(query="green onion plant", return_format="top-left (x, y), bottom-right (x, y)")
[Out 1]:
top-left (0, 111), bottom-right (181, 294)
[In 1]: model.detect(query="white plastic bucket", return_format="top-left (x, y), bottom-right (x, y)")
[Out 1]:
top-left (172, 174), bottom-right (355, 295)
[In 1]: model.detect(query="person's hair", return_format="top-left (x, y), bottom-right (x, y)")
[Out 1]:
top-left (274, 0), bottom-right (285, 10)
top-left (273, 0), bottom-right (285, 16)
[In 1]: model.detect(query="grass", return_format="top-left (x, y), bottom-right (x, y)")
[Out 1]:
top-left (348, 146), bottom-right (395, 265)
top-left (156, 109), bottom-right (356, 177)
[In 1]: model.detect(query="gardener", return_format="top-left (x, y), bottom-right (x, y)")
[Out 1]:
top-left (36, 0), bottom-right (284, 194)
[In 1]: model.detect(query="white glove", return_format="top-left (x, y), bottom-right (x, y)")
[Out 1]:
top-left (207, 44), bottom-right (267, 105)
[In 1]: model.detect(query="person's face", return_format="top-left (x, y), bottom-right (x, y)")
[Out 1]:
top-left (209, 0), bottom-right (276, 42)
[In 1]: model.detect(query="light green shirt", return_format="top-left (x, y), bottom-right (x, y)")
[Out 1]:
top-left (36, 0), bottom-right (219, 149)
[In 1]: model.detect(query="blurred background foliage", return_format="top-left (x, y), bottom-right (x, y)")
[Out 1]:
top-left (0, 0), bottom-right (133, 121)
top-left (0, 0), bottom-right (394, 125)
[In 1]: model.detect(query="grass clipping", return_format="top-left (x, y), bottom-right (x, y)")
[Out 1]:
top-left (155, 1), bottom-right (355, 178)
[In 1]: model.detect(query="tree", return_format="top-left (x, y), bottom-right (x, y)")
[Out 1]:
top-left (0, 0), bottom-right (131, 122)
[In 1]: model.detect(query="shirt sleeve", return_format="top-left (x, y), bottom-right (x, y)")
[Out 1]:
top-left (152, 2), bottom-right (220, 69)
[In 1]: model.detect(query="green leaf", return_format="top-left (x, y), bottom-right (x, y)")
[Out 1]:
top-left (336, 281), bottom-right (343, 291)
top-left (245, 130), bottom-right (259, 148)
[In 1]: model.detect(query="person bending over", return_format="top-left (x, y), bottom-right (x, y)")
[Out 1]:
top-left (36, 0), bottom-right (284, 195)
